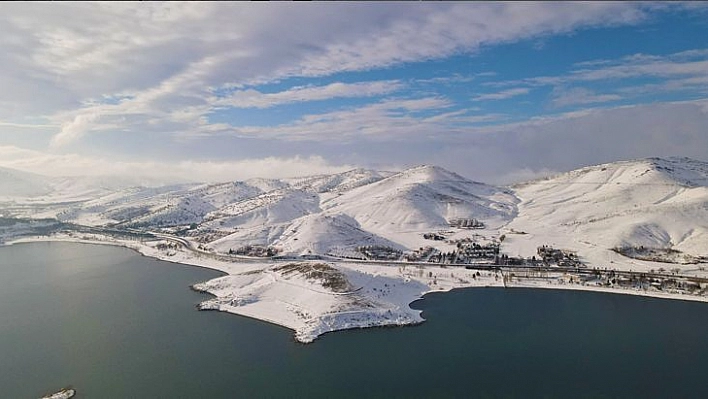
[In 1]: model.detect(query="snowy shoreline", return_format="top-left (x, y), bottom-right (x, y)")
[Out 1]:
top-left (5, 235), bottom-right (708, 343)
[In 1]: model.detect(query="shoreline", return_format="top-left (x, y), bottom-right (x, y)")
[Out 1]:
top-left (506, 279), bottom-right (708, 303)
top-left (4, 235), bottom-right (232, 276)
top-left (4, 235), bottom-right (708, 343)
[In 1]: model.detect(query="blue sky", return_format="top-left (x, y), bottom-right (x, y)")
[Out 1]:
top-left (1, 2), bottom-right (707, 183)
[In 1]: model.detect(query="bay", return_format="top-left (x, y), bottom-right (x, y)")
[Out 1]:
top-left (1, 242), bottom-right (707, 398)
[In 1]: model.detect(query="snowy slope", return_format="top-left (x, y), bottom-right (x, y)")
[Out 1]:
top-left (0, 167), bottom-right (52, 198)
top-left (287, 168), bottom-right (389, 194)
top-left (184, 166), bottom-right (511, 255)
top-left (55, 183), bottom-right (202, 224)
top-left (9, 158), bottom-right (706, 266)
top-left (505, 157), bottom-right (708, 267)
top-left (322, 165), bottom-right (518, 235)
top-left (58, 179), bottom-right (269, 226)
top-left (202, 189), bottom-right (320, 230)
top-left (273, 213), bottom-right (405, 256)
top-left (243, 178), bottom-right (290, 193)
top-left (0, 166), bottom-right (186, 201)
top-left (127, 194), bottom-right (217, 227)
top-left (187, 181), bottom-right (265, 209)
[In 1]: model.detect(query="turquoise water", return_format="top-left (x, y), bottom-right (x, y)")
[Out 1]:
top-left (1, 242), bottom-right (707, 398)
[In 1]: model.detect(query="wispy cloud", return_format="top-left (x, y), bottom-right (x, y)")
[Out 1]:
top-left (6, 99), bottom-right (708, 185)
top-left (226, 97), bottom-right (458, 141)
top-left (0, 2), bottom-right (705, 183)
top-left (422, 99), bottom-right (708, 184)
top-left (488, 48), bottom-right (708, 91)
top-left (215, 80), bottom-right (403, 109)
top-left (0, 121), bottom-right (58, 129)
top-left (0, 145), bottom-right (354, 182)
top-left (473, 88), bottom-right (530, 101)
top-left (0, 2), bottom-right (655, 146)
top-left (414, 74), bottom-right (477, 85)
top-left (551, 87), bottom-right (622, 108)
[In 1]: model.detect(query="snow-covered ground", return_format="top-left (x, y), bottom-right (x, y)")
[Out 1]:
top-left (39, 388), bottom-right (75, 399)
top-left (504, 157), bottom-right (708, 273)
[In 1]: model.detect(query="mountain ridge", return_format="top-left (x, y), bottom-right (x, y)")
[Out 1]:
top-left (3, 157), bottom-right (707, 263)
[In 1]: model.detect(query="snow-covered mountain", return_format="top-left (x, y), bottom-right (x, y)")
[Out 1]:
top-left (202, 189), bottom-right (321, 230)
top-left (322, 165), bottom-right (517, 233)
top-left (505, 157), bottom-right (708, 265)
top-left (0, 167), bottom-right (52, 198)
top-left (0, 166), bottom-right (185, 202)
top-left (3, 157), bottom-right (707, 265)
top-left (286, 168), bottom-right (391, 194)
top-left (202, 165), bottom-right (517, 256)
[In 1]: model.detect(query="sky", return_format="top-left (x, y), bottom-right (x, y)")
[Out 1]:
top-left (1, 2), bottom-right (708, 184)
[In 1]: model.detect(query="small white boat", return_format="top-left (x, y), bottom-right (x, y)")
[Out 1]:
top-left (40, 387), bottom-right (76, 399)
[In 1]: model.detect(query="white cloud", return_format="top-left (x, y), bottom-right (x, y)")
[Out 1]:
top-left (489, 47), bottom-right (708, 93)
top-left (570, 59), bottom-right (708, 82)
top-left (52, 113), bottom-right (107, 147)
top-left (216, 80), bottom-right (403, 109)
top-left (0, 1), bottom-right (704, 184)
top-left (0, 145), bottom-right (353, 182)
top-left (3, 99), bottom-right (708, 186)
top-left (222, 97), bottom-right (461, 141)
top-left (0, 2), bottom-right (655, 146)
top-left (551, 87), bottom-right (622, 108)
top-left (414, 74), bottom-right (477, 85)
top-left (472, 88), bottom-right (530, 101)
top-left (295, 3), bottom-right (648, 77)
top-left (438, 99), bottom-right (708, 183)
top-left (0, 121), bottom-right (57, 129)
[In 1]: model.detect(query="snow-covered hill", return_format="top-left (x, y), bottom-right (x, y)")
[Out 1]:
top-left (322, 165), bottom-right (518, 234)
top-left (202, 165), bottom-right (518, 256)
top-left (0, 167), bottom-right (52, 198)
top-left (273, 213), bottom-right (405, 256)
top-left (286, 168), bottom-right (390, 194)
top-left (505, 157), bottom-right (708, 268)
top-left (202, 189), bottom-right (320, 230)
top-left (4, 158), bottom-right (708, 266)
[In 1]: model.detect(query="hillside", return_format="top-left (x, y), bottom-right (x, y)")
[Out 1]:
top-left (0, 167), bottom-right (52, 198)
top-left (203, 165), bottom-right (517, 256)
top-left (505, 157), bottom-right (708, 268)
top-left (322, 165), bottom-right (518, 232)
top-left (201, 189), bottom-right (321, 230)
top-left (3, 158), bottom-right (707, 267)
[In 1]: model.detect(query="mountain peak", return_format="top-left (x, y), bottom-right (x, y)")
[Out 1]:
top-left (399, 164), bottom-right (467, 183)
top-left (644, 156), bottom-right (708, 187)
top-left (0, 166), bottom-right (52, 197)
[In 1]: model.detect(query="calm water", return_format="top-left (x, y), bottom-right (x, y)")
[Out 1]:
top-left (2, 242), bottom-right (708, 398)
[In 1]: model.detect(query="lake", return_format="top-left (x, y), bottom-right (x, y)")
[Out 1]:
top-left (1, 242), bottom-right (707, 398)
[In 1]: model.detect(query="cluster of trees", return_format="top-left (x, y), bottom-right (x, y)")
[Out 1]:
top-left (228, 245), bottom-right (278, 257)
top-left (537, 245), bottom-right (581, 266)
top-left (423, 233), bottom-right (445, 241)
top-left (357, 245), bottom-right (403, 260)
top-left (449, 218), bottom-right (485, 229)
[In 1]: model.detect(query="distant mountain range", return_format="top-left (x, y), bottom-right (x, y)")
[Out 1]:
top-left (2, 157), bottom-right (707, 263)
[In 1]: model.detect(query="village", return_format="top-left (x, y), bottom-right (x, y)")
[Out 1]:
top-left (355, 228), bottom-right (582, 269)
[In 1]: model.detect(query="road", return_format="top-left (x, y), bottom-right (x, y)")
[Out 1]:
top-left (71, 224), bottom-right (708, 284)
